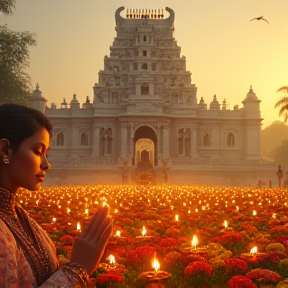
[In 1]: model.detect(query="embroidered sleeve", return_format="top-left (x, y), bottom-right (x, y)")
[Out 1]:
top-left (0, 219), bottom-right (20, 287)
top-left (0, 220), bottom-right (89, 288)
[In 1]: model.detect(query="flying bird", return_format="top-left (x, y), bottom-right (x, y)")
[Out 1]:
top-left (249, 16), bottom-right (270, 24)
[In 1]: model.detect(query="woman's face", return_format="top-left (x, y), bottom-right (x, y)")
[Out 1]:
top-left (5, 127), bottom-right (50, 192)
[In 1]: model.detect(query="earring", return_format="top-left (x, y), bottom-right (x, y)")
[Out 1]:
top-left (3, 155), bottom-right (9, 164)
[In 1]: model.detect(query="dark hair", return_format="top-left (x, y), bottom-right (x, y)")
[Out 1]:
top-left (0, 104), bottom-right (53, 152)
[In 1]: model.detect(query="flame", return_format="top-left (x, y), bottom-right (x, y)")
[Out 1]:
top-left (252, 210), bottom-right (257, 216)
top-left (175, 214), bottom-right (179, 221)
top-left (116, 230), bottom-right (121, 237)
top-left (109, 254), bottom-right (116, 264)
top-left (142, 226), bottom-right (147, 236)
top-left (77, 222), bottom-right (81, 231)
top-left (85, 208), bottom-right (89, 215)
top-left (224, 220), bottom-right (228, 228)
top-left (152, 257), bottom-right (160, 273)
top-left (191, 235), bottom-right (198, 250)
top-left (52, 217), bottom-right (56, 223)
top-left (250, 246), bottom-right (258, 255)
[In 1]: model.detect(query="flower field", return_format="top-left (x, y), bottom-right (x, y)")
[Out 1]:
top-left (19, 185), bottom-right (288, 288)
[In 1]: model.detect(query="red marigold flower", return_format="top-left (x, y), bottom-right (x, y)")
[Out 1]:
top-left (246, 269), bottom-right (281, 283)
top-left (165, 251), bottom-right (184, 265)
top-left (126, 250), bottom-right (141, 264)
top-left (184, 261), bottom-right (212, 276)
top-left (229, 276), bottom-right (256, 288)
top-left (136, 245), bottom-right (155, 258)
top-left (94, 273), bottom-right (124, 285)
top-left (225, 258), bottom-right (248, 271)
top-left (60, 235), bottom-right (75, 243)
top-left (159, 237), bottom-right (178, 247)
top-left (213, 232), bottom-right (242, 244)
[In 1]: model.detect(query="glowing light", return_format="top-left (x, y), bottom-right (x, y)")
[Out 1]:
top-left (85, 208), bottom-right (89, 215)
top-left (109, 254), bottom-right (116, 264)
top-left (152, 257), bottom-right (160, 273)
top-left (52, 217), bottom-right (56, 223)
top-left (252, 210), bottom-right (257, 216)
top-left (191, 235), bottom-right (198, 250)
top-left (142, 226), bottom-right (147, 236)
top-left (272, 213), bottom-right (277, 219)
top-left (102, 202), bottom-right (108, 207)
top-left (67, 208), bottom-right (70, 213)
top-left (224, 220), bottom-right (228, 228)
top-left (116, 230), bottom-right (121, 237)
top-left (250, 246), bottom-right (257, 255)
top-left (175, 215), bottom-right (179, 221)
top-left (77, 222), bottom-right (81, 231)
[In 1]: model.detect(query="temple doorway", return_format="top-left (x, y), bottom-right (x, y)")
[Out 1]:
top-left (133, 125), bottom-right (157, 166)
top-left (135, 139), bottom-right (154, 167)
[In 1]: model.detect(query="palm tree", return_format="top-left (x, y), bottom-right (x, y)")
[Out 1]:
top-left (275, 86), bottom-right (288, 124)
top-left (0, 0), bottom-right (16, 15)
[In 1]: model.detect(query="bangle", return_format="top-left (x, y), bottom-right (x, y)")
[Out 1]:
top-left (62, 262), bottom-right (89, 287)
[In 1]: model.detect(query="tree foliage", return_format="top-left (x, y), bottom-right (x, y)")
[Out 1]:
top-left (275, 86), bottom-right (288, 124)
top-left (0, 1), bottom-right (36, 105)
top-left (0, 0), bottom-right (16, 15)
top-left (274, 139), bottom-right (288, 167)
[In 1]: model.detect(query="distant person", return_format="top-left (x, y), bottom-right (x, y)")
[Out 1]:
top-left (277, 164), bottom-right (284, 188)
top-left (0, 104), bottom-right (112, 287)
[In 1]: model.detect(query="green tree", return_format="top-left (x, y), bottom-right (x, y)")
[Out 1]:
top-left (274, 86), bottom-right (288, 124)
top-left (274, 139), bottom-right (288, 167)
top-left (0, 0), bottom-right (36, 105)
top-left (0, 0), bottom-right (16, 15)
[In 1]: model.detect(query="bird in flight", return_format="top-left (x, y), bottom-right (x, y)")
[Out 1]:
top-left (249, 16), bottom-right (270, 24)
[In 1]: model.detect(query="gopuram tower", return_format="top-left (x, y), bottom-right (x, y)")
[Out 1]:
top-left (93, 7), bottom-right (198, 166)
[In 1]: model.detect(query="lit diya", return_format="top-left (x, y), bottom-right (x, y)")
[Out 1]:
top-left (138, 255), bottom-right (171, 287)
top-left (182, 235), bottom-right (208, 256)
top-left (99, 254), bottom-right (127, 275)
top-left (220, 220), bottom-right (233, 233)
top-left (240, 246), bottom-right (267, 262)
top-left (110, 230), bottom-right (128, 245)
top-left (136, 226), bottom-right (154, 242)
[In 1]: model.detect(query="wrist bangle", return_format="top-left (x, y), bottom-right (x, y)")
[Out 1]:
top-left (62, 262), bottom-right (89, 287)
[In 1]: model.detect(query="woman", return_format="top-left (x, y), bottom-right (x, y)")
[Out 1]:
top-left (0, 103), bottom-right (112, 287)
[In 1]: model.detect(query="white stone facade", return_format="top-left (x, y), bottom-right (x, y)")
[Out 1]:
top-left (37, 7), bottom-right (262, 173)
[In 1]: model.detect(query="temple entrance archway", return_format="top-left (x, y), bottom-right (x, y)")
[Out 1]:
top-left (133, 125), bottom-right (158, 166)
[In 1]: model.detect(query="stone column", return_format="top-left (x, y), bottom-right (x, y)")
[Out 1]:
top-left (191, 128), bottom-right (197, 157)
top-left (92, 126), bottom-right (100, 157)
top-left (121, 123), bottom-right (128, 159)
top-left (104, 135), bottom-right (107, 155)
top-left (163, 125), bottom-right (169, 159)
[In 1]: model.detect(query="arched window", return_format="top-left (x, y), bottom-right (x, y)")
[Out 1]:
top-left (81, 133), bottom-right (88, 146)
top-left (141, 84), bottom-right (149, 95)
top-left (203, 132), bottom-right (210, 147)
top-left (142, 63), bottom-right (148, 70)
top-left (56, 133), bottom-right (64, 146)
top-left (227, 132), bottom-right (235, 147)
top-left (143, 36), bottom-right (147, 42)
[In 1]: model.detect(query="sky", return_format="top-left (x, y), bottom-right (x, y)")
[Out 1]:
top-left (1, 0), bottom-right (288, 128)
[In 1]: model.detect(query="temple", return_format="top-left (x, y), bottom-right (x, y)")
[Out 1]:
top-left (30, 7), bottom-right (266, 185)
